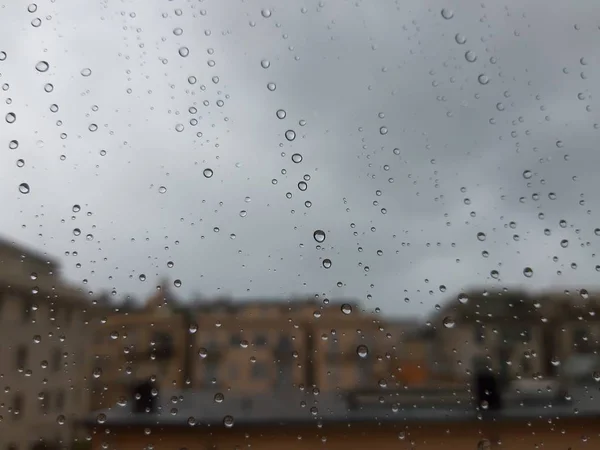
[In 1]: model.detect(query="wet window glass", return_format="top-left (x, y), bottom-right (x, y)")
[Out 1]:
top-left (1, 0), bottom-right (600, 449)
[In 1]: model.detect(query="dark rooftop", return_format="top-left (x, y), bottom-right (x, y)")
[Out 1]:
top-left (84, 384), bottom-right (600, 429)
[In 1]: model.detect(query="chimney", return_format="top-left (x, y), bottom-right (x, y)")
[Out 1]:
top-left (132, 380), bottom-right (158, 413)
top-left (474, 372), bottom-right (502, 412)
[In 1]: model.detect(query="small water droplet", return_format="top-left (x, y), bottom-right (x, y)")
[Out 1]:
top-left (523, 267), bottom-right (533, 278)
top-left (80, 68), bottom-right (92, 77)
top-left (260, 59), bottom-right (270, 69)
top-left (455, 33), bottom-right (466, 44)
top-left (457, 293), bottom-right (469, 304)
top-left (173, 27), bottom-right (183, 36)
top-left (159, 186), bottom-right (167, 194)
top-left (322, 258), bottom-right (332, 269)
top-left (356, 344), bottom-right (369, 358)
top-left (203, 168), bottom-right (214, 178)
top-left (27, 3), bottom-right (37, 13)
top-left (285, 130), bottom-right (296, 141)
top-left (261, 8), bottom-right (272, 18)
top-left (276, 109), bottom-right (286, 119)
top-left (477, 232), bottom-right (486, 241)
top-left (223, 415), bottom-right (235, 427)
top-left (179, 47), bottom-right (190, 57)
top-left (465, 50), bottom-right (477, 62)
top-left (478, 74), bottom-right (490, 85)
top-left (139, 274), bottom-right (146, 281)
top-left (291, 153), bottom-right (303, 163)
top-left (18, 183), bottom-right (30, 194)
top-left (443, 316), bottom-right (455, 328)
top-left (267, 82), bottom-right (276, 91)
top-left (174, 279), bottom-right (182, 287)
top-left (341, 303), bottom-right (352, 315)
top-left (379, 126), bottom-right (388, 135)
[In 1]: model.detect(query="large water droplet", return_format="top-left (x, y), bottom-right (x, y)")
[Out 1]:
top-left (341, 303), bottom-right (352, 315)
top-left (35, 61), bottom-right (49, 72)
top-left (523, 267), bottom-right (533, 278)
top-left (203, 168), bottom-right (213, 178)
top-left (441, 8), bottom-right (454, 19)
top-left (5, 112), bottom-right (16, 123)
top-left (179, 47), bottom-right (190, 57)
top-left (260, 59), bottom-right (270, 69)
top-left (455, 33), bottom-right (466, 44)
top-left (313, 230), bottom-right (326, 243)
top-left (174, 279), bottom-right (182, 287)
top-left (322, 258), bottom-right (332, 269)
top-left (477, 74), bottom-right (490, 85)
top-left (261, 8), bottom-right (272, 18)
top-left (356, 344), bottom-right (369, 358)
top-left (442, 316), bottom-right (455, 328)
top-left (457, 293), bottom-right (469, 304)
top-left (291, 153), bottom-right (303, 163)
top-left (80, 68), bottom-right (92, 77)
top-left (465, 50), bottom-right (477, 63)
top-left (285, 130), bottom-right (296, 141)
top-left (18, 183), bottom-right (30, 194)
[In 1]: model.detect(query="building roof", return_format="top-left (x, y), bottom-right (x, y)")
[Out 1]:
top-left (84, 384), bottom-right (600, 429)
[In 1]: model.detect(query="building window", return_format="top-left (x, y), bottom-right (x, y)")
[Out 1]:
top-left (40, 391), bottom-right (49, 414)
top-left (51, 348), bottom-right (62, 372)
top-left (474, 323), bottom-right (485, 343)
top-left (151, 332), bottom-right (173, 359)
top-left (255, 334), bottom-right (267, 346)
top-left (251, 362), bottom-right (268, 379)
top-left (22, 301), bottom-right (33, 323)
top-left (15, 345), bottom-right (28, 369)
top-left (12, 394), bottom-right (23, 420)
top-left (55, 390), bottom-right (65, 411)
top-left (230, 333), bottom-right (241, 346)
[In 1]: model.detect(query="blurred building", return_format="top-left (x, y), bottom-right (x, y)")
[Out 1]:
top-left (428, 288), bottom-right (600, 384)
top-left (0, 238), bottom-right (93, 450)
top-left (90, 291), bottom-right (426, 410)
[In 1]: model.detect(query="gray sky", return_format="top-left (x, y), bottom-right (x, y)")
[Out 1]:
top-left (1, 0), bottom-right (599, 317)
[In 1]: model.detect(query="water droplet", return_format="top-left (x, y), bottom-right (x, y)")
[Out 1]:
top-left (490, 270), bottom-right (499, 279)
top-left (56, 415), bottom-right (65, 425)
top-left (291, 153), bottom-right (303, 163)
top-left (441, 8), bottom-right (454, 19)
top-left (477, 74), bottom-right (490, 85)
top-left (80, 68), bottom-right (92, 77)
top-left (276, 109), bottom-right (286, 119)
top-left (139, 274), bottom-right (146, 281)
top-left (18, 183), bottom-right (30, 194)
top-left (16, 159), bottom-right (24, 168)
top-left (322, 259), bottom-right (332, 269)
top-left (313, 230), bottom-right (326, 243)
top-left (523, 267), bottom-right (533, 278)
top-left (341, 303), bottom-right (352, 315)
top-left (0, 51), bottom-right (6, 61)
top-left (179, 47), bottom-right (190, 57)
top-left (442, 316), bottom-right (455, 328)
top-left (203, 168), bottom-right (214, 178)
top-left (173, 27), bottom-right (183, 36)
top-left (285, 130), bottom-right (296, 141)
top-left (523, 170), bottom-right (532, 179)
top-left (223, 415), bottom-right (235, 427)
top-left (88, 123), bottom-right (98, 132)
top-left (5, 112), bottom-right (16, 123)
top-left (73, 228), bottom-right (81, 236)
top-left (174, 279), bottom-right (182, 287)
top-left (261, 8), bottom-right (272, 18)
top-left (35, 61), bottom-right (49, 72)
top-left (476, 232), bottom-right (486, 241)
top-left (457, 293), bottom-right (469, 304)
top-left (260, 59), bottom-right (270, 69)
top-left (356, 344), bottom-right (369, 358)
top-left (214, 393), bottom-right (224, 403)
top-left (44, 83), bottom-right (53, 92)
top-left (92, 367), bottom-right (102, 379)
top-left (379, 126), bottom-right (388, 135)
top-left (298, 181), bottom-right (307, 191)
top-left (455, 33), bottom-right (466, 44)
top-left (27, 3), bottom-right (37, 13)
top-left (560, 239), bottom-right (569, 248)
top-left (267, 82), bottom-right (276, 91)
top-left (593, 371), bottom-right (600, 382)
top-left (31, 18), bottom-right (41, 27)
top-left (159, 186), bottom-right (167, 194)
top-left (465, 50), bottom-right (477, 62)
top-left (72, 204), bottom-right (81, 213)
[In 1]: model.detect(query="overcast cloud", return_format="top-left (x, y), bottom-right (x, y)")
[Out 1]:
top-left (0, 0), bottom-right (599, 317)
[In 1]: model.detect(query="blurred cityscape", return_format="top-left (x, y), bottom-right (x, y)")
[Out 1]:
top-left (2, 238), bottom-right (600, 450)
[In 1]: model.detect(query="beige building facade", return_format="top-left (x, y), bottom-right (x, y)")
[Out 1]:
top-left (0, 239), bottom-right (92, 450)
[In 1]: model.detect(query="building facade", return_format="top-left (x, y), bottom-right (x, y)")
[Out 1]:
top-left (0, 239), bottom-right (92, 450)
